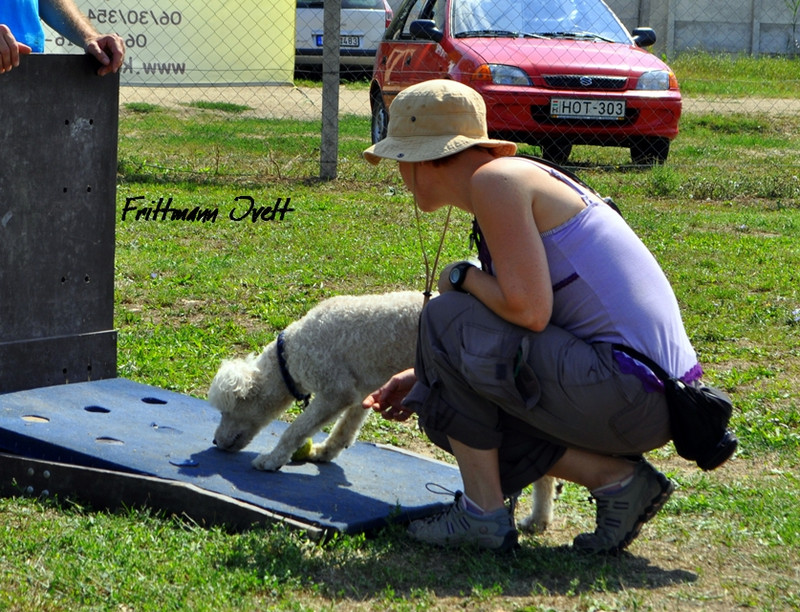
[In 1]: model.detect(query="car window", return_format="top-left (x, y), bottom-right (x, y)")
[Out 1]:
top-left (431, 0), bottom-right (445, 30)
top-left (451, 0), bottom-right (629, 42)
top-left (342, 0), bottom-right (385, 8)
top-left (395, 0), bottom-right (427, 37)
top-left (296, 0), bottom-right (384, 8)
top-left (394, 0), bottom-right (443, 38)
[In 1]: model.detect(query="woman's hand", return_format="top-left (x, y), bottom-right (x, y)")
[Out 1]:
top-left (362, 368), bottom-right (417, 421)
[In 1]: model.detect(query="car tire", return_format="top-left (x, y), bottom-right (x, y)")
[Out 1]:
top-left (371, 93), bottom-right (389, 144)
top-left (540, 138), bottom-right (573, 166)
top-left (630, 137), bottom-right (670, 166)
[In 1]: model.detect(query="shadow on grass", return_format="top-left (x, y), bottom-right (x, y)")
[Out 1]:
top-left (222, 520), bottom-right (697, 601)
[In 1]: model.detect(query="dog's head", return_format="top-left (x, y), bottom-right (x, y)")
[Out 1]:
top-left (207, 351), bottom-right (292, 452)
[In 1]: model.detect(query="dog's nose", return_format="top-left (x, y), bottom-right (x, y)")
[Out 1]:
top-left (212, 438), bottom-right (217, 446)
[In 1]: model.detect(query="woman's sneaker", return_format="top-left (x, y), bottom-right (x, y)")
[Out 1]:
top-left (407, 489), bottom-right (518, 552)
top-left (573, 460), bottom-right (674, 555)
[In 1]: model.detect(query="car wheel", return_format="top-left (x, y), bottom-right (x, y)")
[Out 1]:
top-left (630, 137), bottom-right (670, 166)
top-left (540, 138), bottom-right (573, 166)
top-left (371, 94), bottom-right (389, 144)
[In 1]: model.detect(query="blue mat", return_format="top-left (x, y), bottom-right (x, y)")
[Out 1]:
top-left (0, 378), bottom-right (461, 534)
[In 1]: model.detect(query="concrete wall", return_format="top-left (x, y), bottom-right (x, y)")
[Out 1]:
top-left (606, 0), bottom-right (800, 57)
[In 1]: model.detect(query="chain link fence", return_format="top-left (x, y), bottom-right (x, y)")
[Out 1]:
top-left (44, 0), bottom-right (800, 175)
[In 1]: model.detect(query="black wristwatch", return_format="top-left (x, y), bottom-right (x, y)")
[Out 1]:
top-left (449, 262), bottom-right (473, 292)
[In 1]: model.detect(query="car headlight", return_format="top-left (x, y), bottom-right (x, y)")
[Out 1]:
top-left (476, 64), bottom-right (532, 86)
top-left (636, 70), bottom-right (678, 90)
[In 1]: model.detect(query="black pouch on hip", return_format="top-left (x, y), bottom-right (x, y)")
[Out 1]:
top-left (614, 344), bottom-right (738, 471)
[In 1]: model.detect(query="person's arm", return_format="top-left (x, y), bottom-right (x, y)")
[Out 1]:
top-left (0, 25), bottom-right (32, 73)
top-left (39, 0), bottom-right (124, 75)
top-left (439, 160), bottom-right (554, 331)
top-left (362, 368), bottom-right (417, 422)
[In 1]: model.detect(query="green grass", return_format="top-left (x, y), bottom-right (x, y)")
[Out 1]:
top-left (670, 51), bottom-right (800, 98)
top-left (3, 53), bottom-right (800, 611)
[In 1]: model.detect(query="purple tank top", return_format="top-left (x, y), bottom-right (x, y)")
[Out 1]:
top-left (542, 198), bottom-right (700, 382)
top-left (474, 159), bottom-right (701, 382)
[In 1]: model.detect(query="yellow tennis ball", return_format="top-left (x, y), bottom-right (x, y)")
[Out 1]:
top-left (291, 438), bottom-right (314, 461)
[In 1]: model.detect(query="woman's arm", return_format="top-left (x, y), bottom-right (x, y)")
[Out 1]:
top-left (441, 159), bottom-right (554, 331)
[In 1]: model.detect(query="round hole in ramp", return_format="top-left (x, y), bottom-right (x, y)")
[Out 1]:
top-left (84, 405), bottom-right (110, 414)
top-left (22, 415), bottom-right (49, 423)
top-left (141, 397), bottom-right (167, 405)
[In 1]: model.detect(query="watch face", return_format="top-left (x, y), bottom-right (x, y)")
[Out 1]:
top-left (450, 266), bottom-right (461, 285)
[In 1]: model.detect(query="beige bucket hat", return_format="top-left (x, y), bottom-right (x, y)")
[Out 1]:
top-left (363, 80), bottom-right (517, 165)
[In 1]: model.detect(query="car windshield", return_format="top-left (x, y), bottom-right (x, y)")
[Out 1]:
top-left (451, 0), bottom-right (630, 43)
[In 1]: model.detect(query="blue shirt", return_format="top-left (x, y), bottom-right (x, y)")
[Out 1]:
top-left (0, 0), bottom-right (45, 53)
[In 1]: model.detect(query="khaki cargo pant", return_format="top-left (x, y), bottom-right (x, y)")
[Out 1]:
top-left (402, 292), bottom-right (671, 494)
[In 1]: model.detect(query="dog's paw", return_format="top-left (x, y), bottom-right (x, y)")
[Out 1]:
top-left (252, 453), bottom-right (286, 472)
top-left (518, 512), bottom-right (552, 534)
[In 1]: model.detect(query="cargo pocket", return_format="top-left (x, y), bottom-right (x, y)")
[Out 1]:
top-left (459, 323), bottom-right (541, 420)
top-left (404, 377), bottom-right (453, 435)
top-left (404, 365), bottom-right (505, 451)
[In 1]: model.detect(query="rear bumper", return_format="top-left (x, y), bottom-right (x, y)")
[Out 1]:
top-left (295, 48), bottom-right (377, 67)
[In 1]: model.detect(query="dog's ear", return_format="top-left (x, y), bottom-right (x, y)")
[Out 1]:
top-left (208, 359), bottom-right (258, 409)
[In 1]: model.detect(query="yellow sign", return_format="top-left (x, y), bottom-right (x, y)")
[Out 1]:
top-left (42, 0), bottom-right (295, 85)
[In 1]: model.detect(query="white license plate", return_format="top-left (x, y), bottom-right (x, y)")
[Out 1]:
top-left (550, 98), bottom-right (626, 120)
top-left (315, 35), bottom-right (361, 48)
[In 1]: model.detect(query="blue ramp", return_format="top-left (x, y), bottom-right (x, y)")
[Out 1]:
top-left (0, 378), bottom-right (461, 535)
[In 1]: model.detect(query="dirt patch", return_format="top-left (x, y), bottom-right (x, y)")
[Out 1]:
top-left (121, 85), bottom-right (800, 121)
top-left (120, 84), bottom-right (372, 120)
top-left (683, 96), bottom-right (800, 116)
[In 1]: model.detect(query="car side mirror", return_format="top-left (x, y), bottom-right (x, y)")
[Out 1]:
top-left (409, 20), bottom-right (444, 43)
top-left (631, 27), bottom-right (657, 48)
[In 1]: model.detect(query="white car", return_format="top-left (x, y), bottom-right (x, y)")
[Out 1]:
top-left (295, 0), bottom-right (394, 69)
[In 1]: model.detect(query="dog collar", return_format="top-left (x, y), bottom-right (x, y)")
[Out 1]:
top-left (276, 331), bottom-right (311, 406)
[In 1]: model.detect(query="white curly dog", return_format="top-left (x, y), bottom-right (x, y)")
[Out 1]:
top-left (207, 290), bottom-right (558, 533)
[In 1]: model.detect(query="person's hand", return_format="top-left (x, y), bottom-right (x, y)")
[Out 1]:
top-left (84, 33), bottom-right (125, 76)
top-left (0, 25), bottom-right (32, 74)
top-left (362, 368), bottom-right (417, 421)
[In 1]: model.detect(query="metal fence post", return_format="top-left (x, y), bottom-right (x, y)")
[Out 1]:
top-left (320, 0), bottom-right (342, 180)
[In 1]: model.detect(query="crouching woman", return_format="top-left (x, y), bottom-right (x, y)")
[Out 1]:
top-left (362, 80), bottom-right (702, 554)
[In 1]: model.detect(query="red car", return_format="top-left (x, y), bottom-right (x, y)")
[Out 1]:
top-left (369, 0), bottom-right (681, 165)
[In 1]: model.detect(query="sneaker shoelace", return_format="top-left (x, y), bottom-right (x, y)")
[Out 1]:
top-left (416, 483), bottom-right (462, 525)
top-left (422, 482), bottom-right (520, 519)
